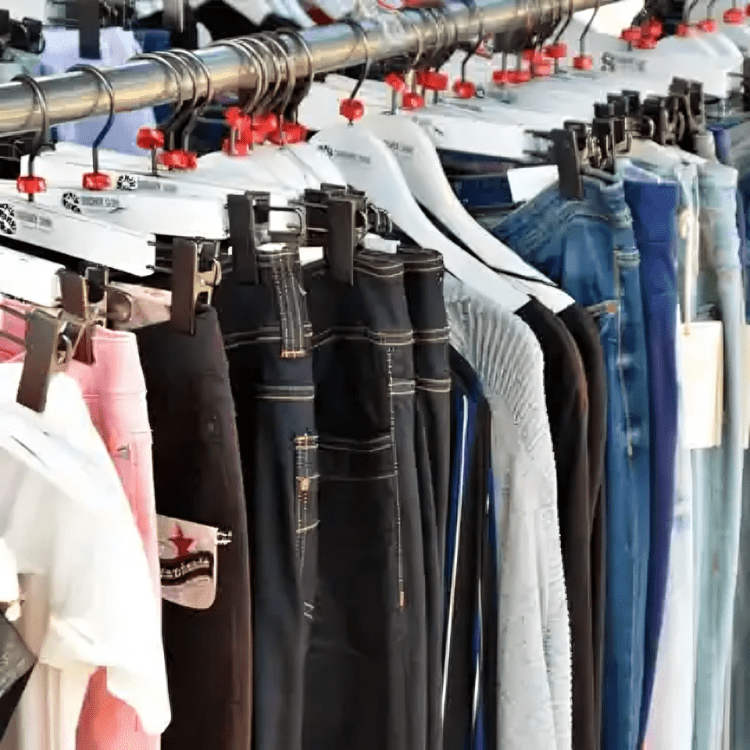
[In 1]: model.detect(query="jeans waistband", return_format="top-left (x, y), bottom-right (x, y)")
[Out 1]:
top-left (494, 176), bottom-right (632, 258)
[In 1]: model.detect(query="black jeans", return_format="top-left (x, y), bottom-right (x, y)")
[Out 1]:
top-left (398, 248), bottom-right (451, 750)
top-left (213, 249), bottom-right (318, 750)
top-left (135, 307), bottom-right (253, 750)
top-left (302, 250), bottom-right (428, 750)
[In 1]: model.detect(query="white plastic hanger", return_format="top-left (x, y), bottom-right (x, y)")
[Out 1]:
top-left (310, 123), bottom-right (529, 309)
top-left (173, 37), bottom-right (323, 192)
top-left (27, 62), bottom-right (228, 241)
top-left (3, 75), bottom-right (155, 276)
top-left (32, 49), bottom-right (305, 207)
top-left (0, 247), bottom-right (63, 308)
top-left (354, 113), bottom-right (574, 312)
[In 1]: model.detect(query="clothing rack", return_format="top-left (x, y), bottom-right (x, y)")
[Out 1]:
top-left (0, 0), bottom-right (619, 136)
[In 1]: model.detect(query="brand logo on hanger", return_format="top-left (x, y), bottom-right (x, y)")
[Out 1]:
top-left (116, 174), bottom-right (177, 194)
top-left (0, 205), bottom-right (17, 236)
top-left (315, 143), bottom-right (371, 165)
top-left (62, 192), bottom-right (122, 213)
top-left (117, 175), bottom-right (138, 191)
top-left (382, 140), bottom-right (415, 159)
top-left (600, 52), bottom-right (647, 74)
top-left (15, 208), bottom-right (51, 232)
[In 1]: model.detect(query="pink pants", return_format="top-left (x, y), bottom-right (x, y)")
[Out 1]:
top-left (0, 301), bottom-right (162, 750)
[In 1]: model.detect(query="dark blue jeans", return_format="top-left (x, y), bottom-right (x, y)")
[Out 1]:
top-left (622, 177), bottom-right (680, 745)
top-left (492, 177), bottom-right (652, 750)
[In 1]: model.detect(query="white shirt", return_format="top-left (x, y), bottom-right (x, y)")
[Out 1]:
top-left (0, 365), bottom-right (170, 750)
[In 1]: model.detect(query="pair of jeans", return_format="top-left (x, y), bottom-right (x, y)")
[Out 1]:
top-left (302, 250), bottom-right (428, 750)
top-left (213, 251), bottom-right (318, 750)
top-left (492, 176), bottom-right (652, 750)
top-left (710, 120), bottom-right (750, 319)
top-left (445, 347), bottom-right (495, 750)
top-left (135, 307), bottom-right (253, 750)
top-left (622, 176), bottom-right (680, 743)
top-left (688, 161), bottom-right (746, 750)
top-left (398, 248), bottom-right (451, 750)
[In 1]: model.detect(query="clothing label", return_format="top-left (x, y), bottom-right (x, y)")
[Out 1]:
top-left (157, 515), bottom-right (218, 610)
top-left (680, 320), bottom-right (723, 449)
top-left (506, 165), bottom-right (558, 203)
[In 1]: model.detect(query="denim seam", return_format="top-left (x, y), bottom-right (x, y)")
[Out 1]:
top-left (613, 249), bottom-right (635, 459)
top-left (386, 346), bottom-right (404, 611)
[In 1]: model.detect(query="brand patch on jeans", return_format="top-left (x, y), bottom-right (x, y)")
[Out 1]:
top-left (158, 515), bottom-right (218, 610)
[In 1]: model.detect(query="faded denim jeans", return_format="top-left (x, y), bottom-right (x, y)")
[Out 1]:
top-left (691, 161), bottom-right (745, 750)
top-left (491, 176), bottom-right (651, 750)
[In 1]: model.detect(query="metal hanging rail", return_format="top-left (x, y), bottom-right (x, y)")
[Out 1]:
top-left (0, 0), bottom-right (618, 136)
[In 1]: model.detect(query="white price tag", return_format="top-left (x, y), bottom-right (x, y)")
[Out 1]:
top-left (680, 320), bottom-right (723, 449)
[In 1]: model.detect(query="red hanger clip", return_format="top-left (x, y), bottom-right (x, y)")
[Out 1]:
top-left (82, 171), bottom-right (112, 191)
top-left (340, 98), bottom-right (365, 122)
top-left (16, 175), bottom-right (46, 195)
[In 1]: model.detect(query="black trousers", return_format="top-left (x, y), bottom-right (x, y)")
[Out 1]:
top-left (398, 248), bottom-right (451, 750)
top-left (135, 307), bottom-right (252, 750)
top-left (302, 250), bottom-right (428, 750)
top-left (213, 249), bottom-right (318, 750)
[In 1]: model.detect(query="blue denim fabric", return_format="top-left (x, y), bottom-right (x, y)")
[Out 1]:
top-left (690, 161), bottom-right (746, 750)
top-left (492, 176), bottom-right (651, 750)
top-left (622, 177), bottom-right (680, 745)
top-left (447, 350), bottom-right (496, 750)
top-left (710, 121), bottom-right (750, 320)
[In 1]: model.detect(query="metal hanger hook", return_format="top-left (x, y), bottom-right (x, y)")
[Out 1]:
top-left (552, 0), bottom-right (575, 44)
top-left (240, 36), bottom-right (283, 115)
top-left (341, 18), bottom-right (371, 101)
top-left (132, 52), bottom-right (187, 132)
top-left (461, 16), bottom-right (485, 81)
top-left (275, 29), bottom-right (315, 121)
top-left (212, 38), bottom-right (268, 115)
top-left (397, 8), bottom-right (426, 71)
top-left (159, 50), bottom-right (199, 148)
top-left (12, 74), bottom-right (49, 181)
top-left (257, 34), bottom-right (298, 115)
top-left (170, 49), bottom-right (215, 150)
top-left (579, 0), bottom-right (599, 54)
top-left (66, 64), bottom-right (115, 175)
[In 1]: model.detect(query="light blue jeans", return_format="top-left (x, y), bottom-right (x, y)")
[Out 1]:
top-left (692, 160), bottom-right (745, 750)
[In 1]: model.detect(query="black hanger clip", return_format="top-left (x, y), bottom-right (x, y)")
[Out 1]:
top-left (668, 77), bottom-right (706, 151)
top-left (640, 94), bottom-right (681, 146)
top-left (326, 196), bottom-right (359, 285)
top-left (590, 101), bottom-right (618, 174)
top-left (227, 191), bottom-right (270, 284)
top-left (526, 125), bottom-right (585, 201)
top-left (16, 309), bottom-right (72, 414)
top-left (171, 238), bottom-right (222, 335)
top-left (57, 269), bottom-right (106, 364)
